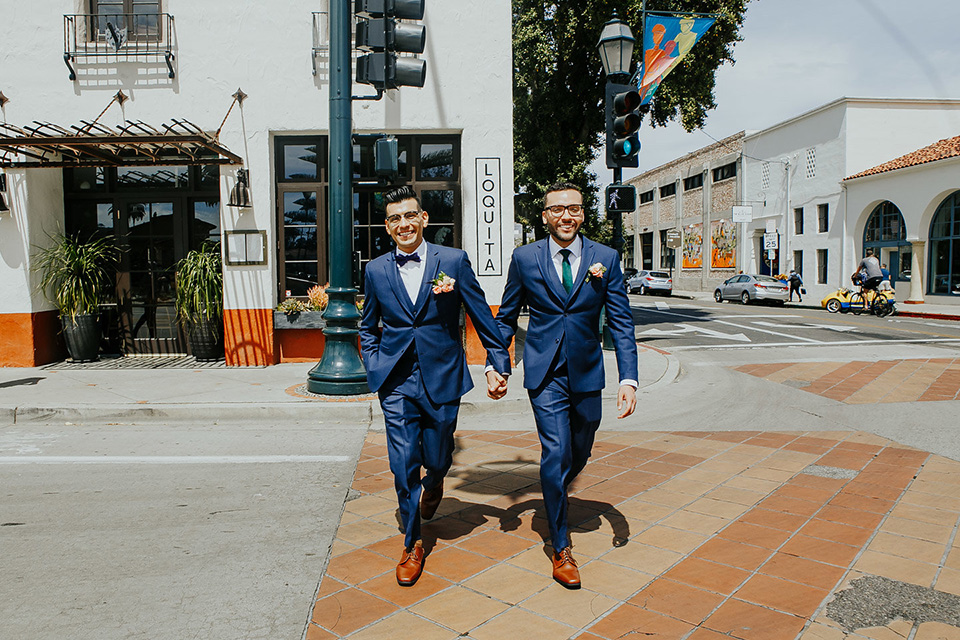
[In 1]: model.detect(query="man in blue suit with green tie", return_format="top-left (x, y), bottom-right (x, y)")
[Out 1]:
top-left (490, 181), bottom-right (638, 588)
top-left (360, 186), bottom-right (511, 586)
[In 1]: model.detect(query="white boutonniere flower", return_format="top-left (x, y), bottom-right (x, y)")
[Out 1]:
top-left (586, 262), bottom-right (607, 282)
top-left (431, 271), bottom-right (456, 294)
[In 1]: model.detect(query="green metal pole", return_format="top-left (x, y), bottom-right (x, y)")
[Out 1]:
top-left (307, 0), bottom-right (370, 395)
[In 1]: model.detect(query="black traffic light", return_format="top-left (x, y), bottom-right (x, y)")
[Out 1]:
top-left (355, 0), bottom-right (426, 90)
top-left (605, 82), bottom-right (641, 169)
top-left (605, 184), bottom-right (636, 213)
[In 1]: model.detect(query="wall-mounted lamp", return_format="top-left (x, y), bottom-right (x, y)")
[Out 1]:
top-left (0, 173), bottom-right (9, 213)
top-left (227, 168), bottom-right (251, 208)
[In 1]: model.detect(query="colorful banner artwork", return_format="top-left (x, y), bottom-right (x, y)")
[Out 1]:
top-left (682, 223), bottom-right (702, 269)
top-left (711, 220), bottom-right (737, 269)
top-left (638, 14), bottom-right (715, 105)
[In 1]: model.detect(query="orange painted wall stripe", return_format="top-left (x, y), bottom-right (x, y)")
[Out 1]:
top-left (0, 311), bottom-right (64, 367)
top-left (223, 308), bottom-right (276, 366)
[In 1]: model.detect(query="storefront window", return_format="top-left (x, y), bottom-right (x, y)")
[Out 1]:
top-left (275, 134), bottom-right (461, 300)
top-left (864, 200), bottom-right (910, 284)
top-left (929, 191), bottom-right (960, 296)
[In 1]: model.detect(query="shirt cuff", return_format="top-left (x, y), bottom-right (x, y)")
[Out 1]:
top-left (619, 379), bottom-right (638, 389)
top-left (484, 365), bottom-right (508, 376)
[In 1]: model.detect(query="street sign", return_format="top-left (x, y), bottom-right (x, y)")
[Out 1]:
top-left (665, 228), bottom-right (682, 249)
top-left (763, 232), bottom-right (779, 250)
top-left (732, 205), bottom-right (753, 223)
top-left (605, 184), bottom-right (636, 213)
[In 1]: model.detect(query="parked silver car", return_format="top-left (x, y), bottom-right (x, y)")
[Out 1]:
top-left (714, 274), bottom-right (789, 305)
top-left (627, 270), bottom-right (673, 296)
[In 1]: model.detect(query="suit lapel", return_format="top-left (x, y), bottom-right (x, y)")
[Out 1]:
top-left (413, 242), bottom-right (439, 319)
top-left (537, 239), bottom-right (567, 305)
top-left (568, 237), bottom-right (594, 301)
top-left (384, 253), bottom-right (415, 318)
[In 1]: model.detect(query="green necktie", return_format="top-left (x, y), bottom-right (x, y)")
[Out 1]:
top-left (559, 249), bottom-right (573, 294)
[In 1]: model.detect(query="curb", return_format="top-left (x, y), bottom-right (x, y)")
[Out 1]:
top-left (897, 311), bottom-right (960, 322)
top-left (3, 402), bottom-right (373, 425)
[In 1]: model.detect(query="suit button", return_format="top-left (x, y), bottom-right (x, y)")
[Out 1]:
top-left (555, 338), bottom-right (560, 343)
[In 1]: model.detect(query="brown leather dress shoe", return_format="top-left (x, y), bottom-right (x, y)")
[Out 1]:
top-left (396, 542), bottom-right (425, 586)
top-left (551, 547), bottom-right (581, 589)
top-left (420, 482), bottom-right (443, 520)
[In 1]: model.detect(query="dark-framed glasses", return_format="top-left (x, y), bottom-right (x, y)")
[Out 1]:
top-left (385, 210), bottom-right (422, 226)
top-left (544, 204), bottom-right (584, 217)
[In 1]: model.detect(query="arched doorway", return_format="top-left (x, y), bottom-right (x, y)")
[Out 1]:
top-left (929, 191), bottom-right (960, 296)
top-left (863, 201), bottom-right (910, 286)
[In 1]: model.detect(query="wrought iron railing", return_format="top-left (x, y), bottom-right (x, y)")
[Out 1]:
top-left (63, 13), bottom-right (176, 81)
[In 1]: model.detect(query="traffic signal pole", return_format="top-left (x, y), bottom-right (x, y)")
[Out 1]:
top-left (307, 0), bottom-right (370, 395)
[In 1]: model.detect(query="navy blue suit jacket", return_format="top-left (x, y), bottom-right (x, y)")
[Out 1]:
top-left (360, 242), bottom-right (511, 405)
top-left (494, 237), bottom-right (638, 393)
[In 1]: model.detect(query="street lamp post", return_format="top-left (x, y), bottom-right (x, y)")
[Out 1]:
top-left (598, 14), bottom-right (635, 350)
top-left (307, 0), bottom-right (370, 395)
top-left (598, 13), bottom-right (636, 258)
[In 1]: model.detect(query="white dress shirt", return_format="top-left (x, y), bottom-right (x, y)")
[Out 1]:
top-left (396, 241), bottom-right (427, 306)
top-left (549, 235), bottom-right (582, 285)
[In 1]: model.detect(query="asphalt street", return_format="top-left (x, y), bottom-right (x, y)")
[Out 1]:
top-left (3, 298), bottom-right (960, 639)
top-left (630, 295), bottom-right (960, 352)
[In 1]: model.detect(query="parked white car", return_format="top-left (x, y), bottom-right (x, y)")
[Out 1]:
top-left (627, 270), bottom-right (673, 296)
top-left (714, 274), bottom-right (789, 305)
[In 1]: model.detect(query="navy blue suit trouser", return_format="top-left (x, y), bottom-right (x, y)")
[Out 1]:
top-left (378, 351), bottom-right (460, 549)
top-left (528, 364), bottom-right (602, 551)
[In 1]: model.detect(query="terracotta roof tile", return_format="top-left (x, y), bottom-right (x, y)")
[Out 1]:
top-left (844, 135), bottom-right (960, 181)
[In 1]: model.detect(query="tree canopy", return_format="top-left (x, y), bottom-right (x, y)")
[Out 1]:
top-left (513, 0), bottom-right (750, 239)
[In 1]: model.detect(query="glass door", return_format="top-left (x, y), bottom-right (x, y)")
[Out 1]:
top-left (117, 199), bottom-right (185, 355)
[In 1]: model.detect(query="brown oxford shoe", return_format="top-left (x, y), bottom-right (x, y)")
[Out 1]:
top-left (420, 482), bottom-right (443, 520)
top-left (551, 547), bottom-right (581, 589)
top-left (396, 542), bottom-right (425, 586)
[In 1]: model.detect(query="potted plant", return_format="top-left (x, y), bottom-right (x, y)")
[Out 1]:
top-left (274, 284), bottom-right (328, 329)
top-left (34, 233), bottom-right (119, 362)
top-left (175, 243), bottom-right (224, 361)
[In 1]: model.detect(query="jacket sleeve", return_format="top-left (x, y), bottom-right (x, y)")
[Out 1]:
top-left (491, 253), bottom-right (526, 362)
top-left (359, 266), bottom-right (381, 365)
top-left (602, 258), bottom-right (639, 383)
top-left (457, 252), bottom-right (512, 375)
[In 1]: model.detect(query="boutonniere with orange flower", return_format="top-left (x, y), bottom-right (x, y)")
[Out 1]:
top-left (585, 262), bottom-right (607, 282)
top-left (431, 272), bottom-right (456, 294)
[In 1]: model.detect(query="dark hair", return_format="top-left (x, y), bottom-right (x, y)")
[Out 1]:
top-left (542, 181), bottom-right (582, 209)
top-left (865, 248), bottom-right (874, 257)
top-left (384, 185), bottom-right (421, 209)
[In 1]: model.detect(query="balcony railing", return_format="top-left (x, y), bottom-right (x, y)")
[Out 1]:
top-left (64, 13), bottom-right (176, 81)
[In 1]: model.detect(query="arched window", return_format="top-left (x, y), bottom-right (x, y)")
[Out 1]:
top-left (863, 201), bottom-right (910, 283)
top-left (929, 191), bottom-right (960, 295)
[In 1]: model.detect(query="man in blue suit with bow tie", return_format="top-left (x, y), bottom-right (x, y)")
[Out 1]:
top-left (490, 181), bottom-right (638, 588)
top-left (360, 186), bottom-right (511, 586)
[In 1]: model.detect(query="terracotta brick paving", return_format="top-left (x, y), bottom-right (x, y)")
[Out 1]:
top-left (307, 430), bottom-right (960, 639)
top-left (735, 358), bottom-right (960, 404)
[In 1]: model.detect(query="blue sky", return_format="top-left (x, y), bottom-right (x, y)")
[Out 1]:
top-left (604, 0), bottom-right (960, 180)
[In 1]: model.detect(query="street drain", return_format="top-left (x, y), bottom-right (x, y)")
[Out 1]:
top-left (801, 464), bottom-right (859, 480)
top-left (826, 575), bottom-right (960, 631)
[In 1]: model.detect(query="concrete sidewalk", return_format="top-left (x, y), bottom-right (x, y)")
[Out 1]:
top-left (0, 347), bottom-right (678, 425)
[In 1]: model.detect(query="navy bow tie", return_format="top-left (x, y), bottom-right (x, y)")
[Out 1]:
top-left (396, 252), bottom-right (421, 266)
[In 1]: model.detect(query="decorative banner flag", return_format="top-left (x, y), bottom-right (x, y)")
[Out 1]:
top-left (637, 13), bottom-right (715, 105)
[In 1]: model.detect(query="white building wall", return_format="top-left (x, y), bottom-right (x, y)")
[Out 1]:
top-left (743, 98), bottom-right (960, 300)
top-left (0, 0), bottom-right (515, 319)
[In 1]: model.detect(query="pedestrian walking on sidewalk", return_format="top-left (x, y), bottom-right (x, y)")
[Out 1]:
top-left (788, 270), bottom-right (803, 302)
top-left (359, 186), bottom-right (511, 587)
top-left (490, 181), bottom-right (638, 590)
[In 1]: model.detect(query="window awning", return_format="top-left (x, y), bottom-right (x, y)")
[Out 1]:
top-left (0, 119), bottom-right (243, 168)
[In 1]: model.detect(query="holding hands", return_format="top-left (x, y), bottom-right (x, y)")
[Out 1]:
top-left (486, 370), bottom-right (509, 400)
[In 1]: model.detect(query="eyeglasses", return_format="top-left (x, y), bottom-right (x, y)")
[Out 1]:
top-left (385, 210), bottom-right (422, 226)
top-left (544, 204), bottom-right (584, 217)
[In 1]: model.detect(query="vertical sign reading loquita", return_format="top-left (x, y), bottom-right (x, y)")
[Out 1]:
top-left (475, 158), bottom-right (502, 276)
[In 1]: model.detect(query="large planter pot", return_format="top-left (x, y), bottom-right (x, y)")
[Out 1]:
top-left (61, 314), bottom-right (100, 362)
top-left (188, 317), bottom-right (224, 362)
